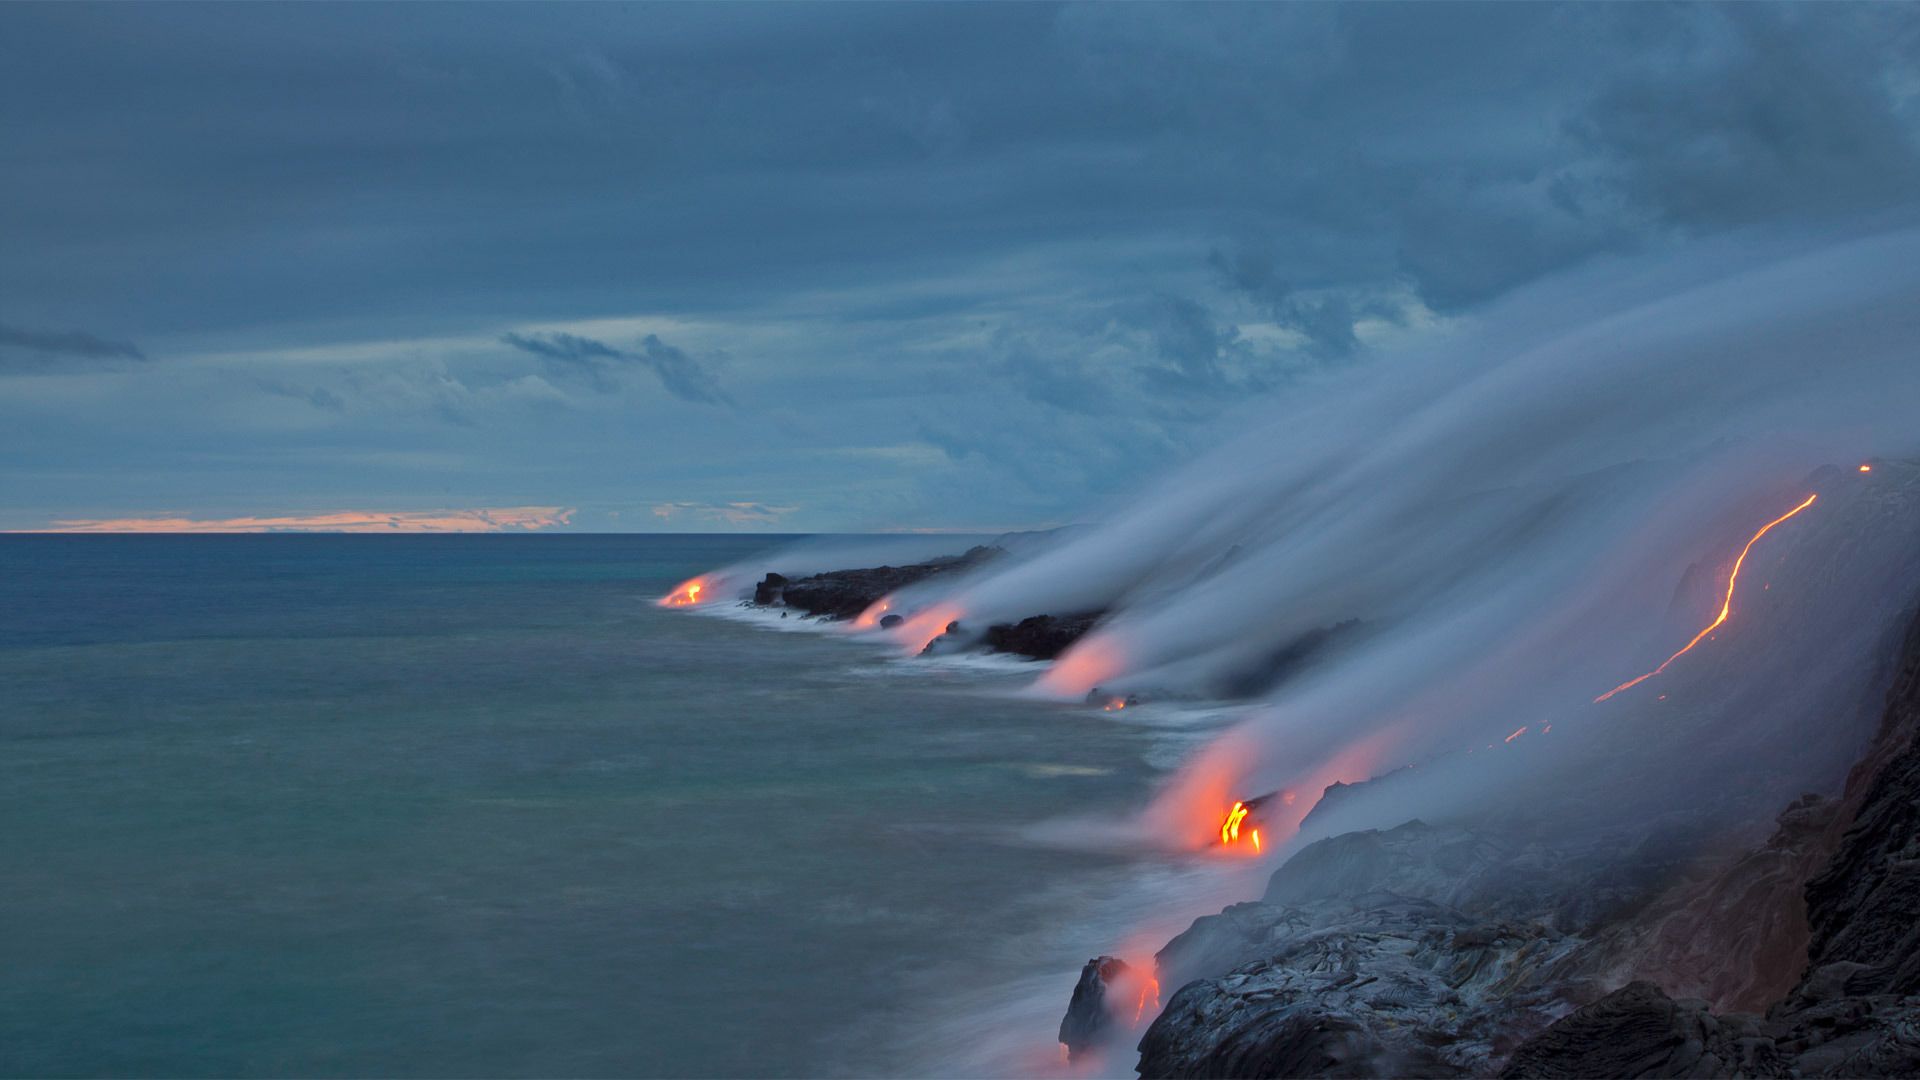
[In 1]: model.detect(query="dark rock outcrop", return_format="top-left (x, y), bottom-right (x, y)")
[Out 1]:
top-left (752, 572), bottom-right (789, 606)
top-left (1568, 792), bottom-right (1842, 1013)
top-left (1800, 603), bottom-right (1920, 997)
top-left (1060, 956), bottom-right (1135, 1064)
top-left (1131, 822), bottom-right (1603, 1078)
top-left (1087, 596), bottom-right (1920, 1078)
top-left (1138, 896), bottom-right (1582, 1078)
top-left (983, 612), bottom-right (1104, 661)
top-left (1497, 981), bottom-right (1781, 1079)
top-left (1496, 600), bottom-right (1920, 1078)
top-left (917, 621), bottom-right (965, 656)
top-left (761, 546), bottom-right (999, 620)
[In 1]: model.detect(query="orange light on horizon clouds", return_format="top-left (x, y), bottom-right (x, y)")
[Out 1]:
top-left (11, 507), bottom-right (574, 534)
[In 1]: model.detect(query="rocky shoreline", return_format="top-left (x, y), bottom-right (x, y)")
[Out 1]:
top-left (1062, 600), bottom-right (1920, 1077)
top-left (746, 547), bottom-right (1116, 663)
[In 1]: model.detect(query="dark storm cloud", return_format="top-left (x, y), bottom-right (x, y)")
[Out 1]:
top-left (0, 321), bottom-right (145, 370)
top-left (0, 2), bottom-right (1915, 529)
top-left (1567, 5), bottom-right (1920, 231)
top-left (500, 331), bottom-right (731, 406)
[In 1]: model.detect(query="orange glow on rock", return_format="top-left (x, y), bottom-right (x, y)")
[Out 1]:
top-left (893, 604), bottom-right (965, 653)
top-left (852, 597), bottom-right (893, 629)
top-left (1037, 638), bottom-right (1126, 698)
top-left (1594, 493), bottom-right (1817, 703)
top-left (1133, 975), bottom-right (1161, 1026)
top-left (1860, 464), bottom-right (1873, 473)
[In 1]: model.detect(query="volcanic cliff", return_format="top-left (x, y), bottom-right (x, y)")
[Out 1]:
top-left (1065, 596), bottom-right (1920, 1077)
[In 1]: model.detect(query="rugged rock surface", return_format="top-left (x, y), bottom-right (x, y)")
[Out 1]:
top-left (982, 612), bottom-right (1104, 660)
top-left (1567, 793), bottom-right (1841, 1013)
top-left (1060, 956), bottom-right (1135, 1064)
top-left (755, 546), bottom-right (999, 620)
top-left (1139, 896), bottom-right (1583, 1078)
top-left (751, 572), bottom-right (789, 606)
top-left (1497, 981), bottom-right (1781, 1079)
top-left (1800, 605), bottom-right (1920, 996)
top-left (1496, 602), bottom-right (1920, 1077)
top-left (1131, 822), bottom-right (1601, 1078)
top-left (1084, 593), bottom-right (1920, 1078)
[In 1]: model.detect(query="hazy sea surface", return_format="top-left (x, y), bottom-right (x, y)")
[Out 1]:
top-left (0, 535), bottom-right (1207, 1077)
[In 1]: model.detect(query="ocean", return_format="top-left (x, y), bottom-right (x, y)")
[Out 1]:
top-left (0, 535), bottom-right (1234, 1077)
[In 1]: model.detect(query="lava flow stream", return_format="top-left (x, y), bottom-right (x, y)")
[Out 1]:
top-left (1593, 492), bottom-right (1817, 702)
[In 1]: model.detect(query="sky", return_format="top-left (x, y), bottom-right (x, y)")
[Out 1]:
top-left (2, 3), bottom-right (1917, 532)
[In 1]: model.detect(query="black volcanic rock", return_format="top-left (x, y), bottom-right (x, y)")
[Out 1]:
top-left (983, 612), bottom-right (1103, 660)
top-left (765, 545), bottom-right (1000, 620)
top-left (1800, 605), bottom-right (1920, 996)
top-left (752, 572), bottom-right (789, 606)
top-left (1059, 956), bottom-right (1132, 1064)
top-left (1137, 896), bottom-right (1581, 1079)
top-left (1497, 981), bottom-right (1782, 1079)
top-left (1496, 600), bottom-right (1920, 1078)
top-left (917, 621), bottom-right (965, 656)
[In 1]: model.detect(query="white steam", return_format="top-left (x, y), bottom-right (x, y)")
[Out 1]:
top-left (890, 228), bottom-right (1920, 847)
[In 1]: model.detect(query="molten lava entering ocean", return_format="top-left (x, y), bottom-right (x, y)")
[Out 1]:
top-left (659, 578), bottom-right (707, 607)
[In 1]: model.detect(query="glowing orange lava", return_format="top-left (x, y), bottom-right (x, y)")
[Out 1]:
top-left (1133, 975), bottom-right (1161, 1025)
top-left (1860, 464), bottom-right (1873, 473)
top-left (1252, 829), bottom-right (1261, 853)
top-left (660, 578), bottom-right (707, 607)
top-left (1594, 493), bottom-right (1817, 703)
top-left (1504, 725), bottom-right (1527, 743)
top-left (852, 597), bottom-right (893, 629)
top-left (1036, 638), bottom-right (1126, 698)
top-left (1102, 697), bottom-right (1128, 712)
top-left (889, 604), bottom-right (965, 654)
top-left (1219, 801), bottom-right (1250, 846)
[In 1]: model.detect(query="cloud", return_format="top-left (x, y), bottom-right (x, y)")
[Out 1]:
top-left (16, 506), bottom-right (574, 534)
top-left (500, 330), bottom-right (732, 405)
top-left (651, 500), bottom-right (797, 526)
top-left (1565, 6), bottom-right (1920, 231)
top-left (4, 5), bottom-right (1918, 531)
top-left (0, 321), bottom-right (146, 371)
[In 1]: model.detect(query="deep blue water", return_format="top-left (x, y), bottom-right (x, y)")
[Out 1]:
top-left (0, 536), bottom-right (1165, 1077)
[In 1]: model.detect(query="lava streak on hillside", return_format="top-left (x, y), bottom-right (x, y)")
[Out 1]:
top-left (1593, 492), bottom-right (1818, 703)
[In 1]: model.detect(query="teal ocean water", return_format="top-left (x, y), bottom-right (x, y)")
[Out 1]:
top-left (0, 536), bottom-right (1186, 1077)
